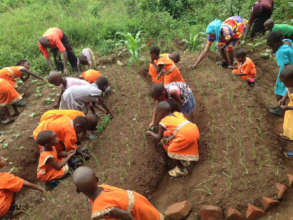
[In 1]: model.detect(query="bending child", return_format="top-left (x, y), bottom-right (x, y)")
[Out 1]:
top-left (232, 48), bottom-right (256, 87)
top-left (48, 71), bottom-right (90, 107)
top-left (0, 156), bottom-right (44, 218)
top-left (149, 46), bottom-right (184, 85)
top-left (267, 31), bottom-right (293, 116)
top-left (149, 82), bottom-right (196, 127)
top-left (77, 48), bottom-right (96, 73)
top-left (73, 166), bottom-right (164, 220)
top-left (147, 101), bottom-right (200, 177)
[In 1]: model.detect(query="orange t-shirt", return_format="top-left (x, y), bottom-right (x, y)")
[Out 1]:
top-left (90, 184), bottom-right (162, 220)
top-left (33, 116), bottom-right (78, 152)
top-left (80, 69), bottom-right (101, 83)
top-left (37, 146), bottom-right (66, 182)
top-left (40, 109), bottom-right (85, 122)
top-left (38, 28), bottom-right (65, 58)
top-left (232, 57), bottom-right (256, 80)
top-left (0, 66), bottom-right (23, 88)
top-left (0, 172), bottom-right (24, 217)
top-left (0, 79), bottom-right (22, 106)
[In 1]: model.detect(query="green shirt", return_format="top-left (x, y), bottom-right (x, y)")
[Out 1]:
top-left (272, 24), bottom-right (293, 37)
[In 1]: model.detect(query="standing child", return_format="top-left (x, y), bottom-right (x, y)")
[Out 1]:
top-left (48, 71), bottom-right (90, 107)
top-left (0, 156), bottom-right (44, 218)
top-left (267, 31), bottom-right (293, 116)
top-left (77, 48), bottom-right (96, 73)
top-left (147, 101), bottom-right (200, 177)
top-left (36, 131), bottom-right (75, 184)
top-left (149, 46), bottom-right (184, 85)
top-left (232, 48), bottom-right (257, 87)
top-left (73, 166), bottom-right (164, 220)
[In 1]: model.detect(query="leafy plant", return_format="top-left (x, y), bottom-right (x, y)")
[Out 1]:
top-left (117, 31), bottom-right (144, 65)
top-left (182, 32), bottom-right (205, 51)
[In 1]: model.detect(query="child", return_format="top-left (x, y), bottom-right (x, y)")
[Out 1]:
top-left (161, 52), bottom-right (181, 63)
top-left (60, 77), bottom-right (113, 118)
top-left (264, 19), bottom-right (293, 41)
top-left (149, 82), bottom-right (196, 128)
top-left (73, 166), bottom-right (164, 220)
top-left (36, 130), bottom-right (75, 183)
top-left (77, 48), bottom-right (96, 73)
top-left (232, 48), bottom-right (256, 87)
top-left (267, 31), bottom-right (293, 116)
top-left (0, 78), bottom-right (23, 124)
top-left (33, 115), bottom-right (88, 152)
top-left (0, 156), bottom-right (44, 218)
top-left (147, 101), bottom-right (200, 177)
top-left (79, 69), bottom-right (101, 84)
top-left (0, 60), bottom-right (43, 88)
top-left (48, 71), bottom-right (90, 107)
top-left (149, 46), bottom-right (184, 85)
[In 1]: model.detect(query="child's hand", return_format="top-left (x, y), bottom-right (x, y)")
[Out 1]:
top-left (149, 121), bottom-right (154, 128)
top-left (68, 149), bottom-right (76, 157)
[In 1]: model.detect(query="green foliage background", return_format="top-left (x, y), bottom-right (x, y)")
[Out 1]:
top-left (0, 0), bottom-right (292, 72)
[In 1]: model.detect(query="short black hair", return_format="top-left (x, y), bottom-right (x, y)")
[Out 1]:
top-left (96, 77), bottom-right (109, 91)
top-left (36, 130), bottom-right (55, 146)
top-left (150, 46), bottom-right (160, 56)
top-left (267, 31), bottom-right (283, 45)
top-left (235, 48), bottom-right (246, 58)
top-left (150, 83), bottom-right (164, 100)
top-left (73, 116), bottom-right (88, 130)
top-left (280, 65), bottom-right (293, 82)
top-left (16, 59), bottom-right (28, 66)
top-left (168, 99), bottom-right (180, 112)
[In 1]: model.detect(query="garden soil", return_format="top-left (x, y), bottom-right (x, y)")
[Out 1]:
top-left (1, 49), bottom-right (293, 219)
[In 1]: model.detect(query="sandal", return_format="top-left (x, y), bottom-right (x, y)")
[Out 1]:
top-left (168, 166), bottom-right (188, 177)
top-left (180, 160), bottom-right (191, 167)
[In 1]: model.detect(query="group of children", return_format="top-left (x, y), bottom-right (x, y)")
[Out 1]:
top-left (2, 10), bottom-right (293, 218)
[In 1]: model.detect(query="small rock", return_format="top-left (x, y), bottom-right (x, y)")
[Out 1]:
top-left (200, 205), bottom-right (223, 220)
top-left (261, 197), bottom-right (279, 211)
top-left (246, 203), bottom-right (265, 220)
top-left (226, 208), bottom-right (243, 220)
top-left (287, 174), bottom-right (293, 187)
top-left (276, 183), bottom-right (288, 200)
top-left (117, 60), bottom-right (124, 66)
top-left (164, 201), bottom-right (191, 220)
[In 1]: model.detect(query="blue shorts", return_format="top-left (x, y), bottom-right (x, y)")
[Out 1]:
top-left (181, 93), bottom-right (196, 115)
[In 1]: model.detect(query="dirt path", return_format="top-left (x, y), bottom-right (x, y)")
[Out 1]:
top-left (1, 50), bottom-right (293, 219)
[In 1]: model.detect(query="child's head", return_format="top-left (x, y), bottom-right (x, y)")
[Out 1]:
top-left (78, 54), bottom-right (89, 65)
top-left (280, 65), bottom-right (293, 87)
top-left (36, 130), bottom-right (59, 147)
top-left (150, 46), bottom-right (160, 61)
top-left (86, 114), bottom-right (99, 131)
top-left (150, 83), bottom-right (167, 101)
top-left (39, 37), bottom-right (50, 48)
top-left (17, 60), bottom-right (30, 69)
top-left (96, 77), bottom-right (109, 92)
top-left (73, 116), bottom-right (88, 134)
top-left (73, 166), bottom-right (99, 197)
top-left (264, 19), bottom-right (274, 30)
top-left (48, 71), bottom-right (63, 86)
top-left (156, 101), bottom-right (172, 120)
top-left (0, 156), bottom-right (6, 169)
top-left (169, 52), bottom-right (180, 63)
top-left (267, 31), bottom-right (284, 53)
top-left (235, 48), bottom-right (247, 63)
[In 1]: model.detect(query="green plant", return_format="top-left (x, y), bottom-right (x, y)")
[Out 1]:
top-left (117, 31), bottom-right (144, 65)
top-left (182, 32), bottom-right (205, 51)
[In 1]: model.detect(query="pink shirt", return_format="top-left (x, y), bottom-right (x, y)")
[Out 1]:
top-left (60, 77), bottom-right (90, 90)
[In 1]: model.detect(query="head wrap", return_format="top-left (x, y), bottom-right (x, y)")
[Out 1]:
top-left (206, 19), bottom-right (223, 42)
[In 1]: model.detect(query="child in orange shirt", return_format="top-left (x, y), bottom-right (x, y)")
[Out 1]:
top-left (79, 69), bottom-right (101, 83)
top-left (73, 166), bottom-right (164, 220)
top-left (0, 156), bottom-right (44, 218)
top-left (36, 131), bottom-right (75, 189)
top-left (232, 48), bottom-right (257, 87)
top-left (147, 101), bottom-right (200, 177)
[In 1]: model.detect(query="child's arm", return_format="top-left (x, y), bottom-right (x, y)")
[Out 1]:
top-left (23, 180), bottom-right (45, 193)
top-left (93, 208), bottom-right (134, 220)
top-left (96, 98), bottom-right (113, 118)
top-left (149, 100), bottom-right (159, 128)
top-left (47, 150), bottom-right (76, 170)
top-left (146, 125), bottom-right (165, 141)
top-left (279, 92), bottom-right (288, 106)
top-left (55, 89), bottom-right (64, 108)
top-left (21, 68), bottom-right (43, 81)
